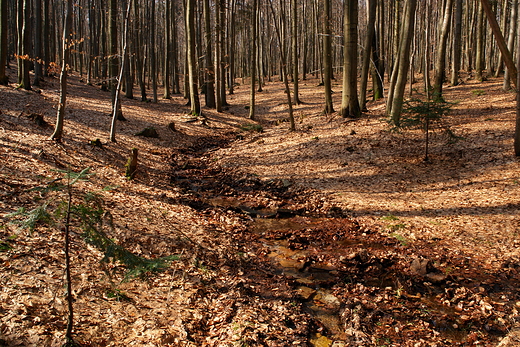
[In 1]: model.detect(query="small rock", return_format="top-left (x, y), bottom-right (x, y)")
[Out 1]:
top-left (410, 258), bottom-right (430, 276)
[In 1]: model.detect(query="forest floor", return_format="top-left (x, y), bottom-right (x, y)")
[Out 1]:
top-left (1, 67), bottom-right (520, 347)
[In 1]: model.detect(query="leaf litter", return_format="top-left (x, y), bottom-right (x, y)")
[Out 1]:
top-left (1, 68), bottom-right (520, 346)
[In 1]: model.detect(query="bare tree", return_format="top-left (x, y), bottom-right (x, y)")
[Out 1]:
top-left (340, 0), bottom-right (361, 118)
top-left (0, 0), bottom-right (7, 85)
top-left (186, 0), bottom-right (201, 116)
top-left (50, 0), bottom-right (73, 141)
top-left (323, 0), bottom-right (334, 114)
top-left (432, 0), bottom-right (454, 102)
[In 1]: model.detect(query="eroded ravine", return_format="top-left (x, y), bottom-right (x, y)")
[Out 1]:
top-left (169, 135), bottom-right (515, 346)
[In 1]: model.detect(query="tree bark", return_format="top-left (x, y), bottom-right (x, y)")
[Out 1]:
top-left (249, 0), bottom-right (257, 120)
top-left (387, 0), bottom-right (417, 125)
top-left (291, 0), bottom-right (301, 104)
top-left (50, 0), bottom-right (73, 142)
top-left (433, 0), bottom-right (454, 102)
top-left (359, 0), bottom-right (377, 111)
top-left (481, 0), bottom-right (517, 87)
top-left (203, 0), bottom-right (216, 108)
top-left (186, 0), bottom-right (201, 116)
top-left (340, 0), bottom-right (361, 118)
top-left (323, 0), bottom-right (334, 114)
top-left (451, 0), bottom-right (463, 86)
top-left (0, 0), bottom-right (8, 84)
top-left (503, 0), bottom-right (518, 91)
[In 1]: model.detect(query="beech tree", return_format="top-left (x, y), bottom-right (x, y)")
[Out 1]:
top-left (340, 0), bottom-right (361, 118)
top-left (50, 0), bottom-right (73, 141)
top-left (0, 0), bottom-right (7, 85)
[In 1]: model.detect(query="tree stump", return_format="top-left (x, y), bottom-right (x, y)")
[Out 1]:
top-left (125, 148), bottom-right (138, 179)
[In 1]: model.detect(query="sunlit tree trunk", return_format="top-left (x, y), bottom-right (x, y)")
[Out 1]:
top-left (150, 0), bottom-right (157, 102)
top-left (340, 0), bottom-right (361, 118)
top-left (203, 0), bottom-right (215, 107)
top-left (163, 0), bottom-right (171, 99)
top-left (50, 0), bottom-right (73, 142)
top-left (387, 0), bottom-right (417, 125)
top-left (323, 0), bottom-right (334, 114)
top-left (249, 0), bottom-right (257, 120)
top-left (475, 1), bottom-right (485, 81)
top-left (451, 0), bottom-right (463, 86)
top-left (359, 0), bottom-right (377, 111)
top-left (17, 0), bottom-right (30, 90)
top-left (503, 0), bottom-right (517, 91)
top-left (291, 0), bottom-right (301, 104)
top-left (433, 0), bottom-right (454, 102)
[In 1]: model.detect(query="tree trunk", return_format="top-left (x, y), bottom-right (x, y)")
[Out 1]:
top-left (50, 0), bottom-right (73, 142)
top-left (249, 0), bottom-right (257, 120)
top-left (186, 0), bottom-right (201, 116)
top-left (203, 0), bottom-right (216, 108)
top-left (481, 0), bottom-right (517, 87)
top-left (359, 0), bottom-right (377, 110)
top-left (163, 0), bottom-right (171, 99)
top-left (323, 0), bottom-right (334, 114)
top-left (503, 0), bottom-right (518, 91)
top-left (33, 0), bottom-right (43, 86)
top-left (291, 0), bottom-right (301, 104)
top-left (387, 0), bottom-right (417, 125)
top-left (340, 0), bottom-right (361, 118)
top-left (433, 0), bottom-right (454, 102)
top-left (110, 0), bottom-right (132, 142)
top-left (0, 0), bottom-right (8, 84)
top-left (451, 0), bottom-right (463, 86)
top-left (476, 1), bottom-right (485, 81)
top-left (150, 0), bottom-right (157, 102)
top-left (18, 0), bottom-right (30, 90)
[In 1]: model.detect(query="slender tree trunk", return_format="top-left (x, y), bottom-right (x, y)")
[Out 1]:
top-left (340, 0), bottom-right (361, 118)
top-left (0, 0), bottom-right (8, 84)
top-left (323, 0), bottom-right (334, 114)
top-left (268, 0), bottom-right (295, 131)
top-left (171, 0), bottom-right (180, 94)
top-left (150, 0), bottom-right (157, 102)
top-left (503, 0), bottom-right (518, 91)
top-left (186, 0), bottom-right (201, 116)
top-left (516, 5), bottom-right (520, 156)
top-left (249, 0), bottom-right (257, 120)
top-left (215, 0), bottom-right (223, 111)
top-left (451, 0), bottom-right (463, 86)
top-left (387, 0), bottom-right (417, 125)
top-left (228, 0), bottom-right (236, 95)
top-left (433, 0), bottom-right (454, 102)
top-left (476, 1), bottom-right (485, 81)
top-left (110, 0), bottom-right (132, 142)
top-left (203, 0), bottom-right (215, 107)
top-left (291, 0), bottom-right (301, 104)
top-left (109, 0), bottom-right (121, 117)
top-left (371, 0), bottom-right (384, 101)
top-left (481, 0), bottom-right (517, 87)
top-left (50, 0), bottom-right (73, 142)
top-left (359, 0), bottom-right (377, 110)
top-left (18, 0), bottom-right (30, 90)
top-left (33, 0), bottom-right (43, 86)
top-left (163, 0), bottom-right (171, 99)
top-left (219, 0), bottom-right (228, 106)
